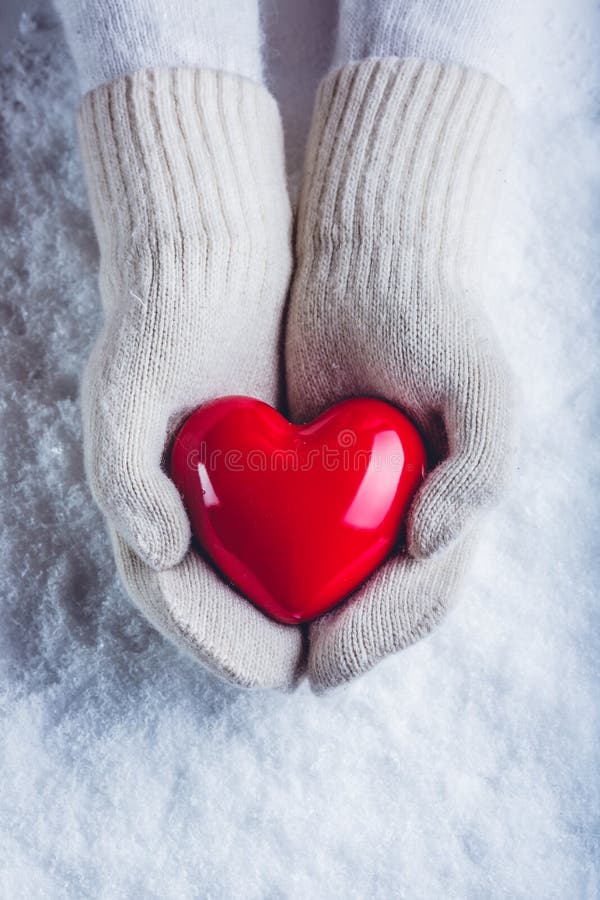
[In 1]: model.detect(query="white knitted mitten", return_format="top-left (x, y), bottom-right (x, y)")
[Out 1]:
top-left (79, 69), bottom-right (304, 688)
top-left (286, 59), bottom-right (515, 690)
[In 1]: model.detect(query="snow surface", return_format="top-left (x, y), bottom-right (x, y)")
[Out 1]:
top-left (1, 1), bottom-right (600, 897)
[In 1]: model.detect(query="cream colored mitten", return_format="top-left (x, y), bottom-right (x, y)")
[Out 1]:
top-left (286, 58), bottom-right (515, 690)
top-left (79, 68), bottom-right (304, 688)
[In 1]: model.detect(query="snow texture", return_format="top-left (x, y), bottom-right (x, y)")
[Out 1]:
top-left (1, 1), bottom-right (599, 897)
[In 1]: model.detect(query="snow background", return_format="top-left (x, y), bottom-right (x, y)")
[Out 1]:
top-left (1, 0), bottom-right (599, 896)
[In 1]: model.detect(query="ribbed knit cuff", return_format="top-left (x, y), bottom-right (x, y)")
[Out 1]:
top-left (298, 58), bottom-right (512, 284)
top-left (78, 68), bottom-right (289, 265)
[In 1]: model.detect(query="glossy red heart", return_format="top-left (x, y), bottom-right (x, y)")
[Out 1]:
top-left (169, 397), bottom-right (426, 624)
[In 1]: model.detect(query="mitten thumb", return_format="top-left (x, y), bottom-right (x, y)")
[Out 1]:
top-left (407, 357), bottom-right (516, 559)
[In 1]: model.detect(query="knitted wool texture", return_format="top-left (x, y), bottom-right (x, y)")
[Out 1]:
top-left (334, 0), bottom-right (519, 85)
top-left (78, 68), bottom-right (304, 688)
top-left (54, 0), bottom-right (263, 94)
top-left (286, 58), bottom-right (515, 690)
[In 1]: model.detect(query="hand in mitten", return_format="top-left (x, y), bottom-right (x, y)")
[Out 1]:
top-left (80, 69), bottom-right (304, 688)
top-left (286, 59), bottom-right (515, 691)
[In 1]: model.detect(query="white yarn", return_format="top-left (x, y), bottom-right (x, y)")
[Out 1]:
top-left (286, 59), bottom-right (516, 689)
top-left (334, 0), bottom-right (521, 86)
top-left (59, 2), bottom-right (519, 690)
top-left (78, 68), bottom-right (303, 688)
top-left (54, 0), bottom-right (264, 94)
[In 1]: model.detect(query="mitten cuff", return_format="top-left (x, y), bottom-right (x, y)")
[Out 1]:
top-left (298, 58), bottom-right (512, 282)
top-left (78, 68), bottom-right (290, 263)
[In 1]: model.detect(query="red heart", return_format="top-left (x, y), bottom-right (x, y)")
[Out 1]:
top-left (169, 397), bottom-right (426, 624)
